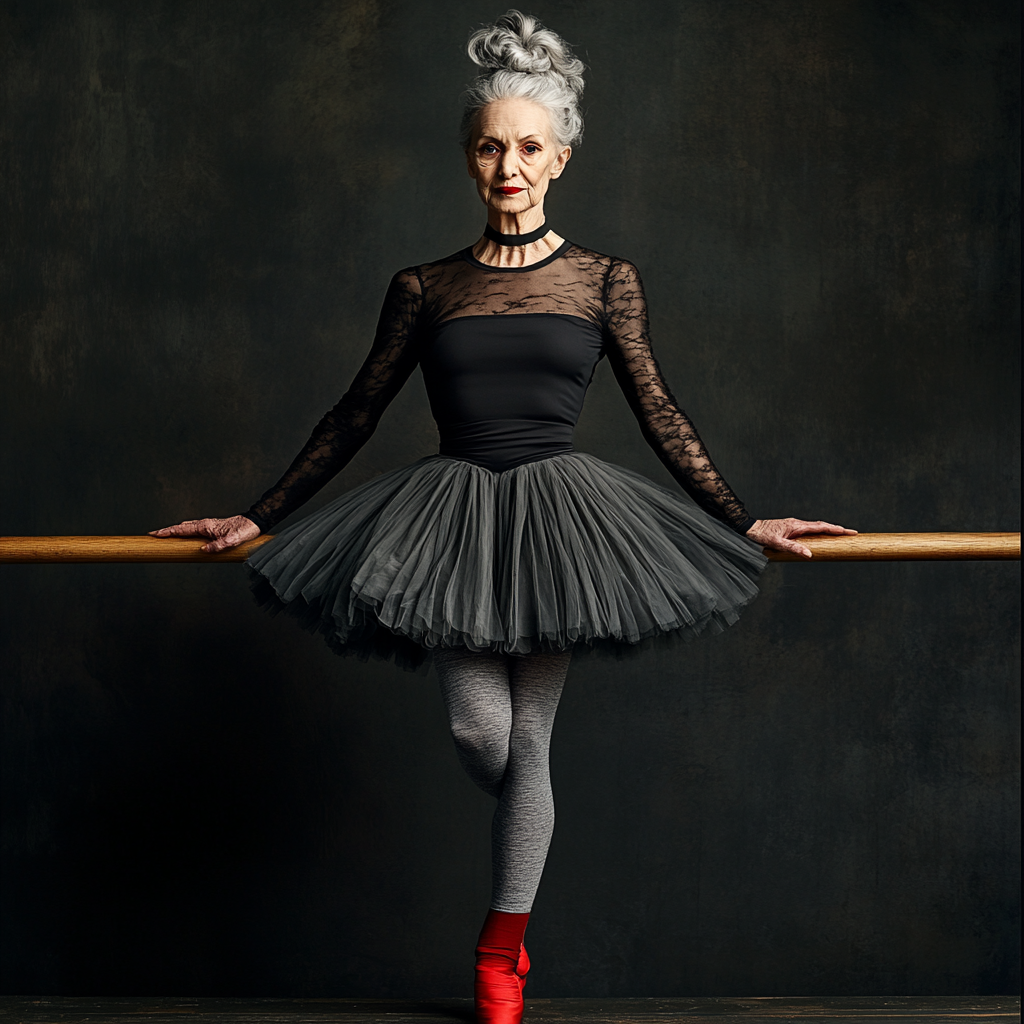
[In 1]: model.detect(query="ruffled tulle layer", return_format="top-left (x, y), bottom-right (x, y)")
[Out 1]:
top-left (245, 452), bottom-right (767, 670)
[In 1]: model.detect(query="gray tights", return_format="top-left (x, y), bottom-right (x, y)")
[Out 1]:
top-left (434, 647), bottom-right (572, 914)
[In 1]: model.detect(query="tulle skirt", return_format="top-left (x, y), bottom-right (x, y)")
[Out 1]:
top-left (245, 452), bottom-right (767, 670)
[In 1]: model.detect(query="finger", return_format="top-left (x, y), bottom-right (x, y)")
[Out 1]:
top-left (783, 522), bottom-right (825, 538)
top-left (179, 525), bottom-right (211, 538)
top-left (812, 521), bottom-right (857, 535)
top-left (780, 539), bottom-right (813, 558)
top-left (788, 521), bottom-right (854, 537)
top-left (163, 522), bottom-right (223, 540)
top-left (202, 532), bottom-right (245, 554)
top-left (149, 524), bottom-right (192, 537)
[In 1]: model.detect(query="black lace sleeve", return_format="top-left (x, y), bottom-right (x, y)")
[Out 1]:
top-left (241, 268), bottom-right (423, 531)
top-left (602, 258), bottom-right (757, 534)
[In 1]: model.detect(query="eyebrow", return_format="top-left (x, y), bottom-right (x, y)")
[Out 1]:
top-left (476, 133), bottom-right (546, 144)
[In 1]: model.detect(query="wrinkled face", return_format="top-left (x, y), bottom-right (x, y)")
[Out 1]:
top-left (466, 97), bottom-right (571, 216)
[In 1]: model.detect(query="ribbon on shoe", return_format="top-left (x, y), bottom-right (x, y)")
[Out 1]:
top-left (517, 943), bottom-right (530, 984)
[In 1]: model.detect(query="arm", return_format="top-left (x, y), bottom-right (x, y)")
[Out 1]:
top-left (151, 267), bottom-right (424, 551)
top-left (602, 257), bottom-right (757, 534)
top-left (242, 268), bottom-right (423, 531)
top-left (601, 258), bottom-right (855, 556)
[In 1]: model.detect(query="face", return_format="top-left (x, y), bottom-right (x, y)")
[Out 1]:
top-left (466, 97), bottom-right (571, 217)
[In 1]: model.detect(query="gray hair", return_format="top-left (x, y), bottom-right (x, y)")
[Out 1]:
top-left (459, 10), bottom-right (585, 150)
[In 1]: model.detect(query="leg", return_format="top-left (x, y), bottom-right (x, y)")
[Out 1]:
top-left (435, 646), bottom-right (512, 798)
top-left (436, 645), bottom-right (572, 1024)
top-left (473, 649), bottom-right (572, 1023)
top-left (490, 649), bottom-right (573, 913)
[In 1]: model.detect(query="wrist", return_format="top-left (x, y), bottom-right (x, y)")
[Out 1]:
top-left (238, 510), bottom-right (271, 534)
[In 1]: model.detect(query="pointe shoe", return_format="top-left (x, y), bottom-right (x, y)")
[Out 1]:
top-left (474, 909), bottom-right (531, 1024)
top-left (474, 945), bottom-right (528, 1024)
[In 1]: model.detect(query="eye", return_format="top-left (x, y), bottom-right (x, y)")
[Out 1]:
top-left (479, 143), bottom-right (500, 156)
top-left (523, 143), bottom-right (540, 155)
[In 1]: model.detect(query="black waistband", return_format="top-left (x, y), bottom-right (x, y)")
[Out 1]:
top-left (438, 420), bottom-right (574, 472)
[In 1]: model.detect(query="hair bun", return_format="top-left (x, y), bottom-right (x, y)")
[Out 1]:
top-left (459, 11), bottom-right (586, 148)
top-left (467, 10), bottom-right (584, 96)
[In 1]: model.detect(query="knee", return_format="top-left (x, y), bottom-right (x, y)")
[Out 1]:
top-left (507, 724), bottom-right (553, 768)
top-left (450, 715), bottom-right (509, 770)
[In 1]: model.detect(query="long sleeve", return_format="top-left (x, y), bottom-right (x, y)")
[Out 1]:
top-left (602, 257), bottom-right (757, 534)
top-left (242, 268), bottom-right (423, 531)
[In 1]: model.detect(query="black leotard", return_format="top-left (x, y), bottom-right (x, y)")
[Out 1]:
top-left (242, 241), bottom-right (757, 535)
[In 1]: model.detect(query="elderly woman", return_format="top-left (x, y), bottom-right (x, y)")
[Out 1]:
top-left (154, 10), bottom-right (853, 1023)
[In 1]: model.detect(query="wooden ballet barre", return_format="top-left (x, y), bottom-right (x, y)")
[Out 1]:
top-left (0, 533), bottom-right (1019, 563)
top-left (763, 532), bottom-right (1019, 561)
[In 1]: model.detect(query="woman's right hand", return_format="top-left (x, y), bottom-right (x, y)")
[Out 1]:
top-left (149, 515), bottom-right (261, 554)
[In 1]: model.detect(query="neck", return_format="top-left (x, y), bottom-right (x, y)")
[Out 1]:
top-left (488, 206), bottom-right (547, 236)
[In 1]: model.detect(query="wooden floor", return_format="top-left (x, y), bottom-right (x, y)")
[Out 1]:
top-left (0, 997), bottom-right (1018, 1024)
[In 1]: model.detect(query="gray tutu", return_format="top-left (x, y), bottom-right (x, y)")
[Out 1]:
top-left (245, 452), bottom-right (767, 670)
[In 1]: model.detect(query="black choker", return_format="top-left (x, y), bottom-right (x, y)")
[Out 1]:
top-left (484, 222), bottom-right (549, 246)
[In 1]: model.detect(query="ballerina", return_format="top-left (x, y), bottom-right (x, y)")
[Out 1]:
top-left (153, 11), bottom-right (854, 1022)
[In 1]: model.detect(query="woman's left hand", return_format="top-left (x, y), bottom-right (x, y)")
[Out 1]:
top-left (746, 518), bottom-right (857, 559)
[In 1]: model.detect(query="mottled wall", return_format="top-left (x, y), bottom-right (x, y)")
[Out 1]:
top-left (1, 0), bottom-right (1019, 997)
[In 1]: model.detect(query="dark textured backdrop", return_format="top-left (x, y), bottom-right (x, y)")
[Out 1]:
top-left (1, 0), bottom-right (1019, 998)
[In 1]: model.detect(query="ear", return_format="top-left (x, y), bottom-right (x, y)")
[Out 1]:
top-left (549, 145), bottom-right (572, 180)
top-left (466, 148), bottom-right (478, 179)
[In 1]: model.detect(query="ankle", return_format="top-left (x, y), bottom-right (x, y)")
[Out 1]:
top-left (476, 908), bottom-right (531, 954)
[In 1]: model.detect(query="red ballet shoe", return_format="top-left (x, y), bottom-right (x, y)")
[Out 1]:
top-left (474, 910), bottom-right (530, 1024)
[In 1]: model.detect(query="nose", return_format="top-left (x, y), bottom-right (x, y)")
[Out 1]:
top-left (498, 148), bottom-right (519, 182)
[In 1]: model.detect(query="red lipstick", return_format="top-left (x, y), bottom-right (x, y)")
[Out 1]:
top-left (496, 187), bottom-right (525, 194)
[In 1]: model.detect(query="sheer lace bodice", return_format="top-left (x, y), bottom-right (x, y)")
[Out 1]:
top-left (243, 242), bottom-right (756, 534)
